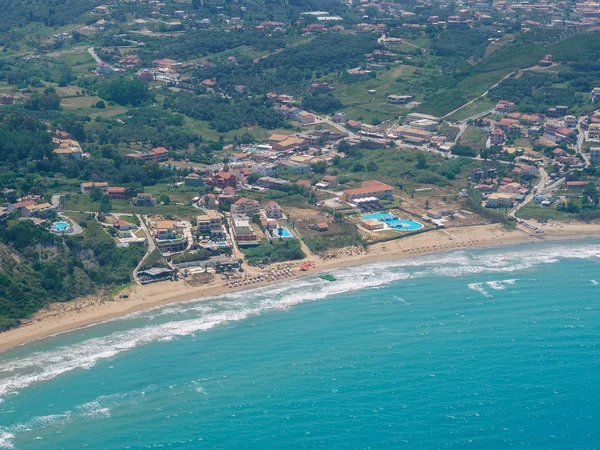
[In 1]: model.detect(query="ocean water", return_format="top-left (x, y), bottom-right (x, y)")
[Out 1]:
top-left (1, 241), bottom-right (600, 449)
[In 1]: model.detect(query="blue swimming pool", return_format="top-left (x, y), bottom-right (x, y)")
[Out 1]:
top-left (51, 221), bottom-right (69, 232)
top-left (275, 227), bottom-right (293, 238)
top-left (360, 213), bottom-right (424, 231)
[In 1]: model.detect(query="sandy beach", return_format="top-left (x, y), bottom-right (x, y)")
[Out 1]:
top-left (1, 222), bottom-right (599, 354)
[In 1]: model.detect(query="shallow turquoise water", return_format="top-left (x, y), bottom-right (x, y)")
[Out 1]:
top-left (1, 241), bottom-right (600, 448)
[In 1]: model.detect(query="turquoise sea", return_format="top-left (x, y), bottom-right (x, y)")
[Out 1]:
top-left (1, 241), bottom-right (600, 449)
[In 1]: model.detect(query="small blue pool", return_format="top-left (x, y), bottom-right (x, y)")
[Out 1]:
top-left (361, 213), bottom-right (423, 231)
top-left (275, 227), bottom-right (293, 238)
top-left (51, 221), bottom-right (69, 232)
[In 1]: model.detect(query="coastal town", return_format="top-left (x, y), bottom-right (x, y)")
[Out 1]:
top-left (1, 0), bottom-right (600, 334)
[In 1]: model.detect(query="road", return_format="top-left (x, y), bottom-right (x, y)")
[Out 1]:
top-left (315, 115), bottom-right (356, 138)
top-left (442, 63), bottom-right (559, 120)
top-left (508, 166), bottom-right (549, 217)
top-left (87, 47), bottom-right (102, 64)
top-left (133, 214), bottom-right (156, 280)
top-left (576, 117), bottom-right (591, 168)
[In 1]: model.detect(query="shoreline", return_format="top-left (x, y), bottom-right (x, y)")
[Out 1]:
top-left (1, 223), bottom-right (600, 354)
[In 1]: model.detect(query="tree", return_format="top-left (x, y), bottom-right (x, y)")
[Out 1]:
top-left (160, 194), bottom-right (171, 205)
top-left (90, 187), bottom-right (103, 202)
top-left (100, 195), bottom-right (112, 213)
top-left (366, 161), bottom-right (378, 172)
top-left (98, 78), bottom-right (151, 107)
top-left (424, 200), bottom-right (430, 210)
top-left (247, 173), bottom-right (260, 184)
top-left (416, 153), bottom-right (428, 170)
top-left (311, 160), bottom-right (328, 174)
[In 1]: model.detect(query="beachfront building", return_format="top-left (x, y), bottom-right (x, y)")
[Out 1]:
top-left (342, 180), bottom-right (395, 204)
top-left (154, 220), bottom-right (187, 253)
top-left (486, 193), bottom-right (513, 209)
top-left (231, 215), bottom-right (258, 244)
top-left (138, 267), bottom-right (174, 284)
top-left (197, 210), bottom-right (224, 238)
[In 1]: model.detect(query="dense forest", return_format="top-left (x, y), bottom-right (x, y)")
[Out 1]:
top-left (0, 220), bottom-right (144, 330)
top-left (164, 92), bottom-right (285, 132)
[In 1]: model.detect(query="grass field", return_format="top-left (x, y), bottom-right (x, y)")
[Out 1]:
top-left (459, 126), bottom-right (488, 149)
top-left (183, 116), bottom-right (291, 142)
top-left (447, 97), bottom-right (495, 122)
top-left (333, 65), bottom-right (419, 123)
top-left (515, 203), bottom-right (572, 221)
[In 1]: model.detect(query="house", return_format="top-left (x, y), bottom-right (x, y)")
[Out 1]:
top-left (539, 54), bottom-right (553, 66)
top-left (333, 112), bottom-right (348, 124)
top-left (81, 182), bottom-right (108, 194)
top-left (23, 202), bottom-right (55, 218)
top-left (132, 193), bottom-right (157, 207)
top-left (257, 177), bottom-right (290, 190)
top-left (113, 219), bottom-right (132, 231)
top-left (387, 95), bottom-right (413, 104)
top-left (314, 222), bottom-right (329, 232)
top-left (8, 200), bottom-right (36, 216)
top-left (565, 181), bottom-right (589, 190)
top-left (590, 147), bottom-right (600, 161)
top-left (155, 220), bottom-right (179, 240)
top-left (203, 193), bottom-right (217, 209)
top-left (52, 139), bottom-right (82, 159)
top-left (474, 184), bottom-right (495, 194)
top-left (184, 172), bottom-right (205, 187)
top-left (296, 179), bottom-right (311, 187)
top-left (588, 124), bottom-right (600, 140)
top-left (197, 210), bottom-right (223, 237)
top-left (486, 193), bottom-right (513, 208)
top-left (342, 180), bottom-right (394, 203)
top-left (107, 187), bottom-right (131, 200)
top-left (217, 186), bottom-right (236, 202)
top-left (260, 217), bottom-right (278, 230)
top-left (346, 120), bottom-right (362, 130)
top-left (518, 165), bottom-right (538, 178)
top-left (231, 198), bottom-right (260, 217)
top-left (208, 171), bottom-right (238, 189)
top-left (490, 128), bottom-right (506, 146)
top-left (265, 201), bottom-right (283, 219)
top-left (127, 147), bottom-right (169, 162)
top-left (592, 87), bottom-right (600, 103)
top-left (495, 100), bottom-right (516, 113)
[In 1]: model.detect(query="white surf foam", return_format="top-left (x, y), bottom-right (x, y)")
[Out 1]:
top-left (0, 242), bottom-right (599, 397)
top-left (486, 279), bottom-right (518, 290)
top-left (591, 280), bottom-right (598, 286)
top-left (0, 432), bottom-right (14, 449)
top-left (468, 283), bottom-right (490, 297)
